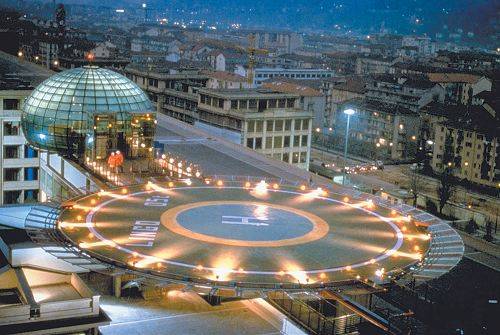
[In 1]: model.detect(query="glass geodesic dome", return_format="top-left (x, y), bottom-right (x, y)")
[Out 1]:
top-left (22, 66), bottom-right (154, 157)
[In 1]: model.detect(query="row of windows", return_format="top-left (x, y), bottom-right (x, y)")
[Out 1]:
top-left (229, 98), bottom-right (295, 110)
top-left (246, 135), bottom-right (309, 150)
top-left (3, 145), bottom-right (38, 159)
top-left (439, 127), bottom-right (485, 141)
top-left (3, 167), bottom-right (39, 182)
top-left (3, 190), bottom-right (39, 205)
top-left (200, 94), bottom-right (224, 108)
top-left (247, 119), bottom-right (310, 133)
top-left (255, 72), bottom-right (332, 79)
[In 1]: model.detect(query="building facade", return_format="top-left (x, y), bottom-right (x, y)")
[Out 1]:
top-left (0, 84), bottom-right (39, 205)
top-left (236, 67), bottom-right (335, 87)
top-left (197, 88), bottom-right (312, 169)
top-left (431, 105), bottom-right (499, 187)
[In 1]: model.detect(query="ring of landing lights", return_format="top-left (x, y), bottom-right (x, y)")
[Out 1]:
top-left (58, 178), bottom-right (430, 290)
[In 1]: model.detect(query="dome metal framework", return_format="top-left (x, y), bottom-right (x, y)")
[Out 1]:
top-left (22, 66), bottom-right (155, 159)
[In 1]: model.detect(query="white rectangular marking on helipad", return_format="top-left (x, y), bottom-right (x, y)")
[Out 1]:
top-left (221, 216), bottom-right (269, 226)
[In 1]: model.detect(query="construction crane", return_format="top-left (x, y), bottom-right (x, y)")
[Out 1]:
top-left (246, 33), bottom-right (268, 85)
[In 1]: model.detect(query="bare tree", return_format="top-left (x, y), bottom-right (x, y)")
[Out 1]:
top-left (409, 164), bottom-right (424, 207)
top-left (438, 167), bottom-right (454, 214)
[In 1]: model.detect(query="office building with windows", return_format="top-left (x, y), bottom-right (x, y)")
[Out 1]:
top-left (197, 88), bottom-right (313, 169)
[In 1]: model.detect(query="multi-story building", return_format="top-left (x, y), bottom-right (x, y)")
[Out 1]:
top-left (427, 73), bottom-right (492, 105)
top-left (431, 104), bottom-right (499, 187)
top-left (125, 64), bottom-right (209, 124)
top-left (0, 78), bottom-right (39, 205)
top-left (196, 88), bottom-right (312, 169)
top-left (235, 67), bottom-right (335, 87)
top-left (242, 30), bottom-right (304, 54)
top-left (330, 75), bottom-right (445, 161)
top-left (323, 52), bottom-right (358, 75)
top-left (321, 76), bottom-right (368, 130)
top-left (337, 98), bottom-right (421, 160)
top-left (262, 78), bottom-right (324, 131)
top-left (401, 36), bottom-right (436, 56)
top-left (205, 71), bottom-right (251, 90)
top-left (355, 55), bottom-right (398, 75)
top-left (365, 74), bottom-right (445, 112)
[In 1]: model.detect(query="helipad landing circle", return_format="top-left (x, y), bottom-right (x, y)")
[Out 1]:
top-left (58, 180), bottom-right (430, 288)
top-left (161, 201), bottom-right (330, 247)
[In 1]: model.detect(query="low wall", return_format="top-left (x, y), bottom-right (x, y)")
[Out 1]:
top-left (417, 194), bottom-right (488, 226)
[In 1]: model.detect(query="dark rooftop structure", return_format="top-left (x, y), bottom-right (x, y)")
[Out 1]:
top-left (0, 74), bottom-right (33, 90)
top-left (442, 104), bottom-right (499, 137)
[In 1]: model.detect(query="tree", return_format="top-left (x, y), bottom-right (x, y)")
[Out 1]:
top-left (409, 164), bottom-right (424, 207)
top-left (484, 221), bottom-right (493, 242)
top-left (438, 167), bottom-right (454, 214)
top-left (465, 219), bottom-right (478, 234)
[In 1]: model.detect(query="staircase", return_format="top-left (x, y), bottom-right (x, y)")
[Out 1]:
top-left (24, 204), bottom-right (110, 272)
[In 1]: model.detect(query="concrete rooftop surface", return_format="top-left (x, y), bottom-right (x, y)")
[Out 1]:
top-left (99, 295), bottom-right (280, 335)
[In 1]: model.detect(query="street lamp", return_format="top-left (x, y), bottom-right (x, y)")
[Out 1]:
top-left (343, 108), bottom-right (355, 185)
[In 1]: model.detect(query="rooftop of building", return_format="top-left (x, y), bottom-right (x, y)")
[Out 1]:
top-left (421, 101), bottom-right (467, 118)
top-left (198, 87), bottom-right (299, 99)
top-left (277, 53), bottom-right (326, 64)
top-left (0, 51), bottom-right (52, 86)
top-left (261, 77), bottom-right (323, 97)
top-left (203, 70), bottom-right (247, 83)
top-left (347, 97), bottom-right (416, 116)
top-left (475, 89), bottom-right (499, 112)
top-left (0, 75), bottom-right (33, 91)
top-left (437, 50), bottom-right (500, 62)
top-left (255, 67), bottom-right (334, 72)
top-left (392, 61), bottom-right (451, 73)
top-left (369, 74), bottom-right (436, 89)
top-left (357, 54), bottom-right (399, 62)
top-left (328, 76), bottom-right (368, 94)
top-left (125, 61), bottom-right (210, 77)
top-left (427, 72), bottom-right (485, 84)
top-left (441, 104), bottom-right (499, 137)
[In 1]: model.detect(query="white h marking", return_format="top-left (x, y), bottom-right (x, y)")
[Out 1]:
top-left (221, 216), bottom-right (269, 226)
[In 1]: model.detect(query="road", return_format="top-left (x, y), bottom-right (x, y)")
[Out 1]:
top-left (312, 148), bottom-right (500, 225)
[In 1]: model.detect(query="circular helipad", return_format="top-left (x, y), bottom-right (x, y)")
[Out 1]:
top-left (58, 179), bottom-right (429, 289)
top-left (162, 201), bottom-right (329, 247)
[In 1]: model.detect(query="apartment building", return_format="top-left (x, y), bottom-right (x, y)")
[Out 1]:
top-left (331, 75), bottom-right (444, 161)
top-left (365, 74), bottom-right (445, 112)
top-left (431, 104), bottom-right (499, 187)
top-left (337, 98), bottom-right (421, 160)
top-left (196, 88), bottom-right (312, 169)
top-left (427, 73), bottom-right (492, 105)
top-left (0, 79), bottom-right (39, 205)
top-left (235, 30), bottom-right (303, 54)
top-left (355, 55), bottom-right (398, 75)
top-left (321, 76), bottom-right (368, 130)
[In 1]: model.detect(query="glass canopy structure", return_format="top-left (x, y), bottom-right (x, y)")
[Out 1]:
top-left (22, 66), bottom-right (155, 161)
